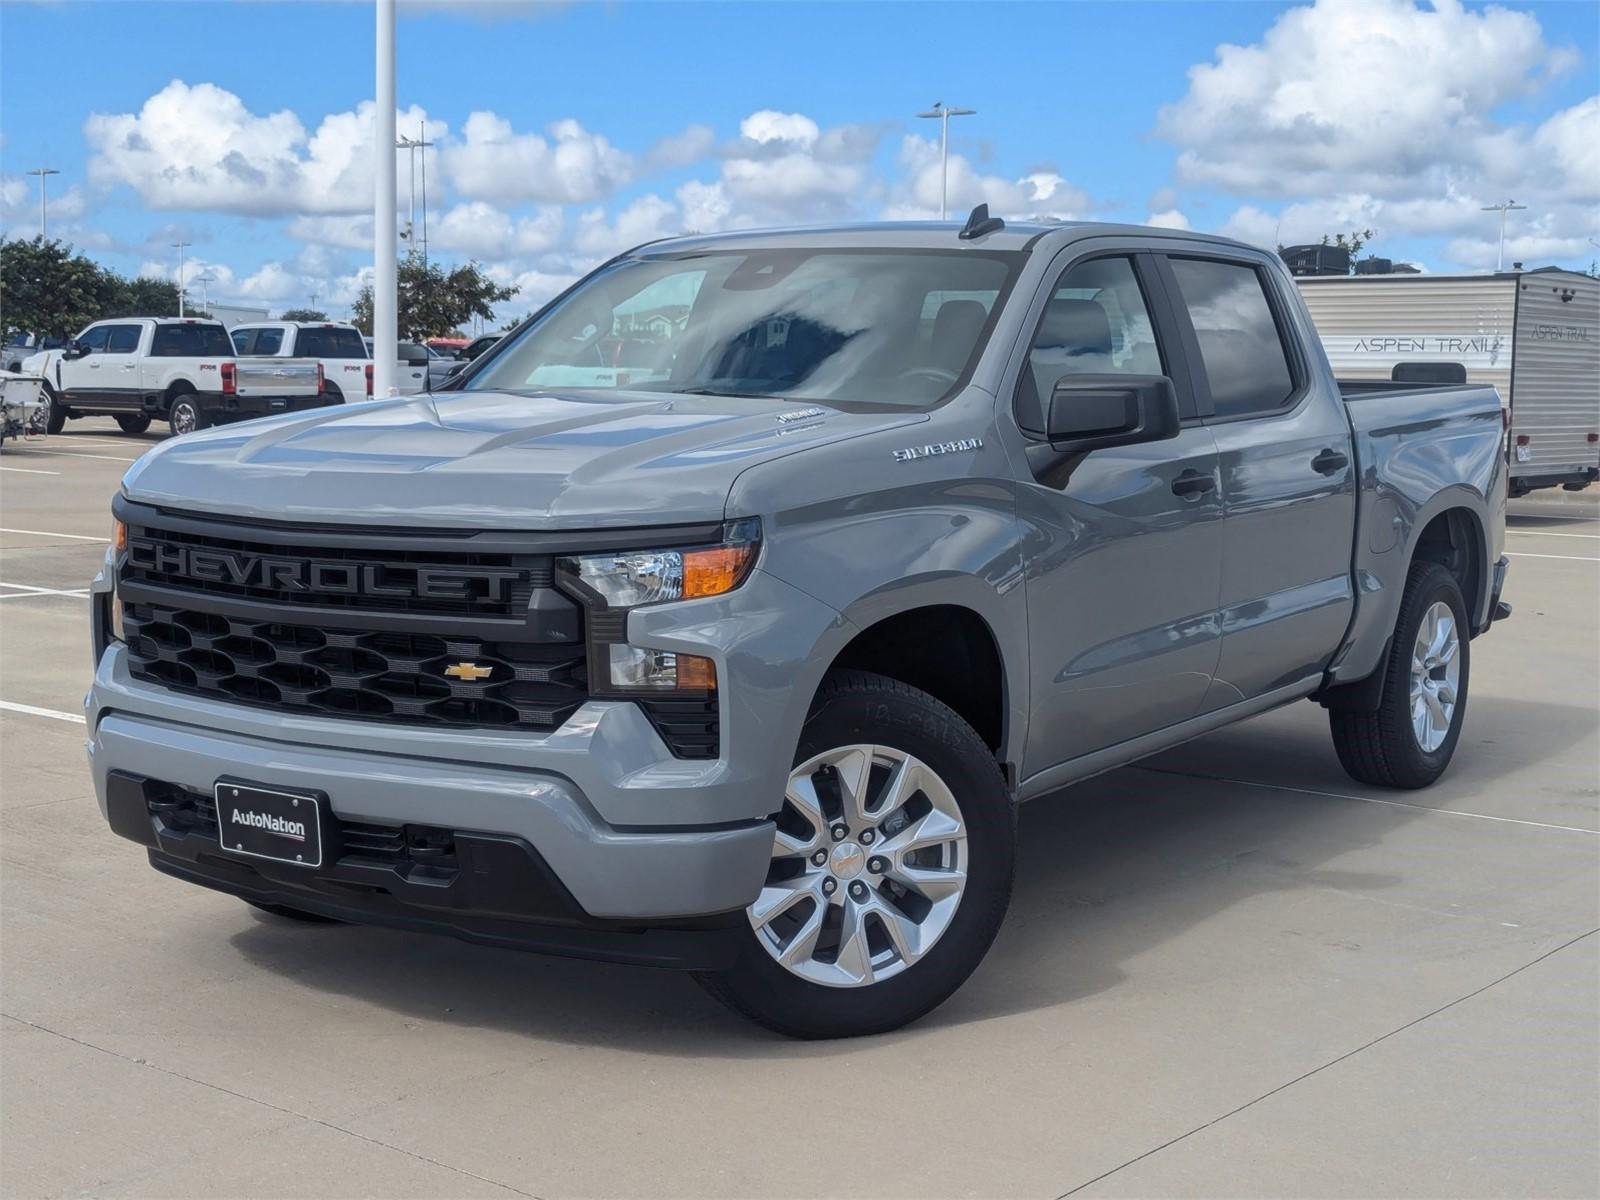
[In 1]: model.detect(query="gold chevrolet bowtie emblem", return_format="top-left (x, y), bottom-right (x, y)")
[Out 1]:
top-left (444, 661), bottom-right (493, 682)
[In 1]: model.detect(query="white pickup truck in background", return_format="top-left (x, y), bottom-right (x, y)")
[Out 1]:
top-left (22, 318), bottom-right (328, 437)
top-left (230, 320), bottom-right (425, 404)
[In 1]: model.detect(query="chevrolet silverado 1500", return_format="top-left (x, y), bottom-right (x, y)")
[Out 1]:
top-left (89, 214), bottom-right (1509, 1037)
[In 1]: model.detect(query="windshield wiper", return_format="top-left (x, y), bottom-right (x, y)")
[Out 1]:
top-left (670, 386), bottom-right (774, 400)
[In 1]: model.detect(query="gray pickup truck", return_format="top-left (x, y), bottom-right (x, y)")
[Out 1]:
top-left (89, 214), bottom-right (1509, 1038)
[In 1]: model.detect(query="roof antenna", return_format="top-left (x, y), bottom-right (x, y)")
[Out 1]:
top-left (959, 203), bottom-right (1005, 240)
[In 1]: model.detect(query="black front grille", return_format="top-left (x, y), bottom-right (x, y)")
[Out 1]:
top-left (125, 605), bottom-right (587, 729)
top-left (117, 504), bottom-right (721, 757)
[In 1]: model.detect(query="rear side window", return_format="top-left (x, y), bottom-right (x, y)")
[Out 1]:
top-left (1168, 258), bottom-right (1296, 418)
top-left (150, 323), bottom-right (233, 357)
top-left (295, 326), bottom-right (365, 358)
top-left (104, 325), bottom-right (142, 353)
top-left (251, 328), bottom-right (284, 355)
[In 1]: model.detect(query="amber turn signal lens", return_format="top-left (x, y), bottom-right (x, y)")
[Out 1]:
top-left (675, 653), bottom-right (717, 691)
top-left (112, 518), bottom-right (127, 554)
top-left (682, 544), bottom-right (756, 599)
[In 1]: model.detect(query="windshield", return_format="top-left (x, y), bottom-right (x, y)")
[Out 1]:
top-left (467, 249), bottom-right (1020, 408)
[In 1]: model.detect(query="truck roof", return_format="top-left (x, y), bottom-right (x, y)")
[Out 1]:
top-left (631, 219), bottom-right (1263, 258)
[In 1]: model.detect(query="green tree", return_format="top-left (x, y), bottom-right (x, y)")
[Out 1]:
top-left (279, 308), bottom-right (329, 322)
top-left (0, 236), bottom-right (121, 339)
top-left (1322, 228), bottom-right (1376, 273)
top-left (104, 275), bottom-right (186, 318)
top-left (352, 254), bottom-right (516, 340)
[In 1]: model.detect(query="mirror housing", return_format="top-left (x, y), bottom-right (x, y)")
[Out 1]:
top-left (1044, 374), bottom-right (1180, 454)
top-left (62, 340), bottom-right (89, 360)
top-left (446, 362), bottom-right (465, 377)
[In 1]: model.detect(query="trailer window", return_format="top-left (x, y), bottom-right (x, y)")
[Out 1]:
top-left (1168, 258), bottom-right (1295, 418)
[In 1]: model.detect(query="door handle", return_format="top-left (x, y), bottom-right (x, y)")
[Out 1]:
top-left (1312, 448), bottom-right (1349, 474)
top-left (1170, 469), bottom-right (1216, 499)
top-left (87, 362), bottom-right (101, 369)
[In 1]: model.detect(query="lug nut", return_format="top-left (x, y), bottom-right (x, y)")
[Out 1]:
top-left (811, 849), bottom-right (828, 866)
top-left (830, 823), bottom-right (848, 841)
top-left (867, 857), bottom-right (885, 874)
top-left (849, 881), bottom-right (868, 900)
top-left (859, 829), bottom-right (875, 845)
top-left (821, 878), bottom-right (837, 896)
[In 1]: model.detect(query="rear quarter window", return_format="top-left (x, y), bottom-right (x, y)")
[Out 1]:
top-left (295, 327), bottom-right (365, 358)
top-left (150, 324), bottom-right (234, 357)
top-left (1168, 258), bottom-right (1296, 418)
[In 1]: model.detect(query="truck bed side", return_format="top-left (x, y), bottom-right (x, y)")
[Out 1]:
top-left (1331, 382), bottom-right (1506, 685)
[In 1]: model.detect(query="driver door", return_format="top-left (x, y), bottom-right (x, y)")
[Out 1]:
top-left (1013, 251), bottom-right (1225, 776)
top-left (57, 324), bottom-right (111, 402)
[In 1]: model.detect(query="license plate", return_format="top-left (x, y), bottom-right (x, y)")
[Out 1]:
top-left (215, 782), bottom-right (323, 868)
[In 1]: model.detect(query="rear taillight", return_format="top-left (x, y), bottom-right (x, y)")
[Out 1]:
top-left (364, 364), bottom-right (373, 397)
top-left (316, 362), bottom-right (325, 392)
top-left (1516, 435), bottom-right (1530, 446)
top-left (1588, 433), bottom-right (1598, 444)
top-left (220, 362), bottom-right (236, 395)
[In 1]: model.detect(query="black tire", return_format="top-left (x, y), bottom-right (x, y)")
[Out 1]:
top-left (696, 670), bottom-right (1015, 1039)
top-left (246, 901), bottom-right (340, 924)
top-left (43, 386), bottom-right (67, 435)
top-left (319, 385), bottom-right (346, 407)
top-left (115, 413), bottom-right (152, 435)
top-left (167, 390), bottom-right (208, 438)
top-left (1331, 561), bottom-right (1470, 789)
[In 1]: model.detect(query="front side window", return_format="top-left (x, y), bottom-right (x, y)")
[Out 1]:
top-left (295, 326), bottom-right (363, 358)
top-left (77, 325), bottom-right (111, 352)
top-left (1168, 258), bottom-right (1296, 418)
top-left (150, 323), bottom-right (233, 357)
top-left (1019, 256), bottom-right (1163, 431)
top-left (468, 249), bottom-right (1020, 409)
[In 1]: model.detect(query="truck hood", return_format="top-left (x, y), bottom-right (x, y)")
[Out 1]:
top-left (121, 389), bottom-right (926, 529)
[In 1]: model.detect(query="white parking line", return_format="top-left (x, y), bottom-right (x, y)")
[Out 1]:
top-left (0, 465), bottom-right (61, 475)
top-left (1506, 551), bottom-right (1600, 563)
top-left (1507, 529), bottom-right (1600, 539)
top-left (1137, 766), bottom-right (1599, 835)
top-left (0, 582), bottom-right (90, 599)
top-left (0, 527), bottom-right (109, 542)
top-left (8, 447), bottom-right (140, 464)
top-left (0, 700), bottom-right (85, 725)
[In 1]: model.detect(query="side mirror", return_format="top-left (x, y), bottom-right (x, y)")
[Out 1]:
top-left (62, 340), bottom-right (89, 360)
top-left (1044, 374), bottom-right (1180, 453)
top-left (446, 362), bottom-right (465, 377)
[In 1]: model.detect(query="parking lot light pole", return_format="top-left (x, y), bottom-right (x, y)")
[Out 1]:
top-left (172, 241), bottom-right (191, 317)
top-left (25, 167), bottom-right (58, 238)
top-left (373, 0), bottom-right (398, 397)
top-left (916, 104), bottom-right (975, 220)
top-left (1480, 200), bottom-right (1527, 272)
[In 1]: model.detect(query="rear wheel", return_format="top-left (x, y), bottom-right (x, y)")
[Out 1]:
top-left (167, 391), bottom-right (208, 437)
top-left (115, 413), bottom-right (151, 435)
top-left (697, 670), bottom-right (1014, 1038)
top-left (1331, 561), bottom-right (1470, 789)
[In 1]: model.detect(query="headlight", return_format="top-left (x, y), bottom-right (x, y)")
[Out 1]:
top-left (562, 519), bottom-right (759, 608)
top-left (559, 519), bottom-right (758, 694)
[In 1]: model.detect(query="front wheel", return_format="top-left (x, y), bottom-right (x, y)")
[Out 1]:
top-left (1330, 560), bottom-right (1470, 789)
top-left (43, 387), bottom-right (67, 435)
top-left (697, 670), bottom-right (1015, 1038)
top-left (167, 393), bottom-right (208, 438)
top-left (115, 413), bottom-right (152, 435)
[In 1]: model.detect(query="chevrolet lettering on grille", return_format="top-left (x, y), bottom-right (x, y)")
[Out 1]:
top-left (126, 538), bottom-right (524, 603)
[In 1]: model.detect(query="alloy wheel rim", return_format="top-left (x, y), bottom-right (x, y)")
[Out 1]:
top-left (1409, 600), bottom-right (1460, 753)
top-left (748, 744), bottom-right (968, 988)
top-left (174, 403), bottom-right (195, 434)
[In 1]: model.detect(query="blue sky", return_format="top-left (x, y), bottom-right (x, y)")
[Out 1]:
top-left (2, 0), bottom-right (1595, 321)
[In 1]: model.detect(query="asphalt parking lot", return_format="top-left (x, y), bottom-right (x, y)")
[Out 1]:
top-left (1, 419), bottom-right (1596, 1199)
